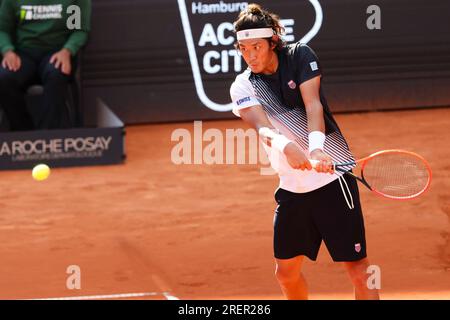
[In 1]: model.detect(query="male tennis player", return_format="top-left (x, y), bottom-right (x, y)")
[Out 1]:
top-left (230, 4), bottom-right (379, 300)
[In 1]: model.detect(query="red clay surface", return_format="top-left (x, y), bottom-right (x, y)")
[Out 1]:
top-left (0, 107), bottom-right (449, 300)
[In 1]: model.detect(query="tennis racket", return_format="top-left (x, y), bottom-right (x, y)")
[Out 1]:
top-left (310, 149), bottom-right (432, 200)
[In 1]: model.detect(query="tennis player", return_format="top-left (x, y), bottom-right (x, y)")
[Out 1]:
top-left (230, 4), bottom-right (379, 300)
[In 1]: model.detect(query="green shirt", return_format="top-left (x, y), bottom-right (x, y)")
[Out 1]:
top-left (0, 0), bottom-right (91, 55)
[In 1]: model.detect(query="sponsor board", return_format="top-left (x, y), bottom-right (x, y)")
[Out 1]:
top-left (177, 0), bottom-right (323, 112)
top-left (0, 100), bottom-right (125, 170)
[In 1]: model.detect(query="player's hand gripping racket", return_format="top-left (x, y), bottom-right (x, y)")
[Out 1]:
top-left (310, 150), bottom-right (432, 200)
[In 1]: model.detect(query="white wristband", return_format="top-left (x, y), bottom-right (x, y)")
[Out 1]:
top-left (272, 134), bottom-right (292, 153)
top-left (308, 131), bottom-right (325, 154)
top-left (258, 127), bottom-right (292, 153)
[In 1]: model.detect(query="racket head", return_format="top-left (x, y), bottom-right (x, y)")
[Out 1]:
top-left (360, 149), bottom-right (432, 200)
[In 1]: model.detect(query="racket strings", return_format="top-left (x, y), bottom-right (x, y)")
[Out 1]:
top-left (362, 153), bottom-right (430, 198)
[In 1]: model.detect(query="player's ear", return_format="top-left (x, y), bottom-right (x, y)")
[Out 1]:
top-left (270, 35), bottom-right (278, 50)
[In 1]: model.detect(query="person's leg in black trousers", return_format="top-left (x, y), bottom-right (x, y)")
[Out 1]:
top-left (36, 51), bottom-right (74, 129)
top-left (0, 52), bottom-right (37, 131)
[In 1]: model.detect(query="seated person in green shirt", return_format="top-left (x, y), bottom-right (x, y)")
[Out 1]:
top-left (0, 0), bottom-right (91, 131)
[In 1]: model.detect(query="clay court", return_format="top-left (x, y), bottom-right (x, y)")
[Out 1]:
top-left (0, 107), bottom-right (449, 300)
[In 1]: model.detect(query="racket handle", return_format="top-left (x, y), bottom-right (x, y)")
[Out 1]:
top-left (309, 159), bottom-right (336, 170)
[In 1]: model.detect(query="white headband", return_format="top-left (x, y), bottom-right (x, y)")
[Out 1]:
top-left (236, 28), bottom-right (275, 41)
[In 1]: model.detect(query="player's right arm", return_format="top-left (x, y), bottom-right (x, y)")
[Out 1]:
top-left (230, 78), bottom-right (312, 171)
top-left (239, 106), bottom-right (312, 170)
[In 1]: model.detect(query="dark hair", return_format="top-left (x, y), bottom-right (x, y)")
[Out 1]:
top-left (233, 3), bottom-right (285, 51)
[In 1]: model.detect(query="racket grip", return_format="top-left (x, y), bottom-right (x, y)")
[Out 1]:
top-left (309, 159), bottom-right (336, 171)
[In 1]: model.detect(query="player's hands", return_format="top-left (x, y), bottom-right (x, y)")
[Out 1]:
top-left (310, 149), bottom-right (334, 174)
top-left (284, 142), bottom-right (312, 171)
top-left (50, 48), bottom-right (72, 75)
top-left (1, 50), bottom-right (21, 72)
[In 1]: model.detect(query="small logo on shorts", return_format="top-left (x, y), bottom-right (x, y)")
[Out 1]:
top-left (288, 80), bottom-right (297, 89)
top-left (355, 243), bottom-right (361, 253)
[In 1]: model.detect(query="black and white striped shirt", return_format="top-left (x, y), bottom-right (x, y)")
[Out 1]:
top-left (230, 42), bottom-right (356, 193)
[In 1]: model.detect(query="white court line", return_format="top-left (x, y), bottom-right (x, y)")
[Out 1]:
top-left (151, 275), bottom-right (179, 300)
top-left (27, 291), bottom-right (179, 300)
top-left (162, 292), bottom-right (180, 300)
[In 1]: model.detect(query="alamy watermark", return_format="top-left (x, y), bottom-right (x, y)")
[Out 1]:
top-left (66, 5), bottom-right (82, 30)
top-left (170, 121), bottom-right (278, 175)
top-left (367, 5), bottom-right (381, 30)
top-left (367, 265), bottom-right (381, 290)
top-left (66, 265), bottom-right (81, 290)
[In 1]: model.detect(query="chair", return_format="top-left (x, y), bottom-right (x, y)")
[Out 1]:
top-left (0, 107), bottom-right (7, 132)
top-left (25, 71), bottom-right (82, 129)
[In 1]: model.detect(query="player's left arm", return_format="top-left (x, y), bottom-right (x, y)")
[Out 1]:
top-left (299, 76), bottom-right (334, 173)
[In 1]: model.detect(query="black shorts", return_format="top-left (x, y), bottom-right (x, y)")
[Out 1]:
top-left (273, 173), bottom-right (367, 262)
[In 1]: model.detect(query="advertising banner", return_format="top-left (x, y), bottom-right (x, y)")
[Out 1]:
top-left (0, 100), bottom-right (125, 170)
top-left (81, 0), bottom-right (450, 124)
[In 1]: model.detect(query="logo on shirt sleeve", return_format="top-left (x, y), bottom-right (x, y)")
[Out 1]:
top-left (287, 80), bottom-right (297, 89)
top-left (236, 97), bottom-right (251, 105)
top-left (310, 61), bottom-right (319, 71)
